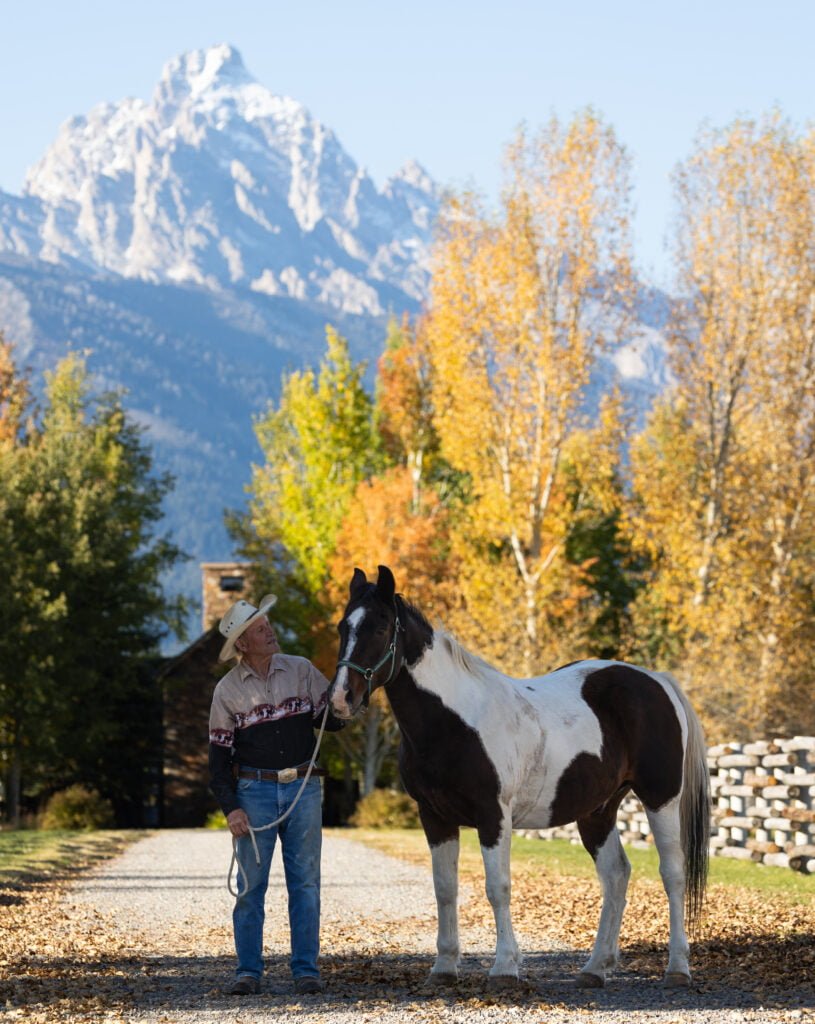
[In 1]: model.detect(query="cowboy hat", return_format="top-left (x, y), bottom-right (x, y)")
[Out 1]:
top-left (218, 594), bottom-right (278, 661)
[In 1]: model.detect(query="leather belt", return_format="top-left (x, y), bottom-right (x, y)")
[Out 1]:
top-left (233, 765), bottom-right (327, 783)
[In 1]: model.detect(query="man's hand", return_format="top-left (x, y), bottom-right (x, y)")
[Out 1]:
top-left (227, 808), bottom-right (250, 837)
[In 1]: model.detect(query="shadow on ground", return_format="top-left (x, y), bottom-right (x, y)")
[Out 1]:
top-left (2, 936), bottom-right (813, 1016)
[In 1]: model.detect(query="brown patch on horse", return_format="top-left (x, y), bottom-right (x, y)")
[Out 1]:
top-left (550, 665), bottom-right (684, 853)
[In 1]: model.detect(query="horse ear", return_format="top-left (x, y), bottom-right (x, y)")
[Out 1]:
top-left (350, 567), bottom-right (368, 595)
top-left (376, 564), bottom-right (395, 601)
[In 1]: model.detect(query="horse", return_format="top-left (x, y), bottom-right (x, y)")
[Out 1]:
top-left (328, 565), bottom-right (710, 990)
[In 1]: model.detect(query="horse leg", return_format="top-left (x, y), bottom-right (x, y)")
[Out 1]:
top-left (419, 806), bottom-right (461, 985)
top-left (480, 811), bottom-right (521, 985)
top-left (644, 798), bottom-right (691, 986)
top-left (576, 803), bottom-right (631, 988)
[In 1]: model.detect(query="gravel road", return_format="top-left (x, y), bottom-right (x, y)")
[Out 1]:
top-left (52, 829), bottom-right (810, 1024)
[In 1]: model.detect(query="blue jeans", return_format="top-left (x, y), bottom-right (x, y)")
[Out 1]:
top-left (232, 775), bottom-right (322, 980)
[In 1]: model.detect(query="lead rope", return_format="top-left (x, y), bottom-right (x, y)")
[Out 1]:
top-left (227, 703), bottom-right (330, 898)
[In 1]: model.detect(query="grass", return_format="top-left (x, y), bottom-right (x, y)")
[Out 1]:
top-left (341, 827), bottom-right (815, 905)
top-left (0, 829), bottom-right (143, 885)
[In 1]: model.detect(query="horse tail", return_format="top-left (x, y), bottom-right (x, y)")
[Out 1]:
top-left (657, 672), bottom-right (710, 932)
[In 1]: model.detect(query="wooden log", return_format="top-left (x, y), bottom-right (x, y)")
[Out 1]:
top-left (708, 743), bottom-right (739, 756)
top-left (743, 773), bottom-right (779, 788)
top-left (719, 815), bottom-right (762, 829)
top-left (720, 845), bottom-right (755, 861)
top-left (746, 804), bottom-right (806, 819)
top-left (789, 855), bottom-right (815, 874)
top-left (742, 740), bottom-right (780, 756)
top-left (763, 817), bottom-right (801, 831)
top-left (762, 852), bottom-right (790, 868)
top-left (719, 784), bottom-right (757, 797)
top-left (780, 771), bottom-right (815, 786)
top-left (779, 736), bottom-right (815, 752)
top-left (785, 843), bottom-right (815, 858)
top-left (718, 753), bottom-right (760, 768)
top-left (745, 838), bottom-right (783, 854)
top-left (778, 807), bottom-right (815, 823)
top-left (760, 785), bottom-right (801, 800)
top-left (762, 752), bottom-right (800, 768)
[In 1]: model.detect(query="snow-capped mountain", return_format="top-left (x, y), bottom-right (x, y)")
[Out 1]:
top-left (4, 43), bottom-right (439, 315)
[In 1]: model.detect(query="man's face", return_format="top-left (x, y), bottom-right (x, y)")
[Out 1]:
top-left (238, 615), bottom-right (281, 659)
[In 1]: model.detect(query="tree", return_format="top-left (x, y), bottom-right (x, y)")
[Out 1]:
top-left (560, 392), bottom-right (642, 658)
top-left (0, 339), bottom-right (60, 824)
top-left (375, 315), bottom-right (439, 511)
top-left (0, 346), bottom-right (186, 824)
top-left (326, 466), bottom-right (458, 794)
top-left (627, 115), bottom-right (815, 736)
top-left (249, 327), bottom-right (380, 597)
top-left (427, 112), bottom-right (634, 673)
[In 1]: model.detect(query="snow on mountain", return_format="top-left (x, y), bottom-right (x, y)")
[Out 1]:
top-left (14, 44), bottom-right (440, 314)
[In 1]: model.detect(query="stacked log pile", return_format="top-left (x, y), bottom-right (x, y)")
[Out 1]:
top-left (707, 737), bottom-right (815, 872)
top-left (517, 736), bottom-right (815, 873)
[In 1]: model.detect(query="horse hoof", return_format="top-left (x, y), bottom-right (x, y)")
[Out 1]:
top-left (425, 972), bottom-right (458, 988)
top-left (576, 971), bottom-right (605, 989)
top-left (487, 974), bottom-right (521, 990)
top-left (664, 972), bottom-right (691, 988)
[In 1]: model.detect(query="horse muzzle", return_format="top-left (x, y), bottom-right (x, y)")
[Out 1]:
top-left (328, 676), bottom-right (358, 720)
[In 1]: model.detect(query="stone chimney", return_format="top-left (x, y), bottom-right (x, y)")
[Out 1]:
top-left (200, 562), bottom-right (255, 631)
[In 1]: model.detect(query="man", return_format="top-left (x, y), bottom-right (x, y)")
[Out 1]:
top-left (208, 594), bottom-right (344, 996)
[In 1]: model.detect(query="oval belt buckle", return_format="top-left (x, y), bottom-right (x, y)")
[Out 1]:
top-left (278, 767), bottom-right (298, 783)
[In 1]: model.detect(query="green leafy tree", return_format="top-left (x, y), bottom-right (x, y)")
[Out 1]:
top-left (0, 346), bottom-right (187, 824)
top-left (249, 326), bottom-right (380, 596)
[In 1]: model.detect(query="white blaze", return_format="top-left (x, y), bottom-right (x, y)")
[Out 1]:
top-left (331, 606), bottom-right (367, 713)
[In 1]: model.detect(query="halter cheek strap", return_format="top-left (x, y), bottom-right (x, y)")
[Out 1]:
top-left (336, 608), bottom-right (405, 697)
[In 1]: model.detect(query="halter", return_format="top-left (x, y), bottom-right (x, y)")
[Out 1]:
top-left (336, 603), bottom-right (405, 697)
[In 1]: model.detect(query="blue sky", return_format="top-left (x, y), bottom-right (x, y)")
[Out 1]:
top-left (3, 0), bottom-right (814, 288)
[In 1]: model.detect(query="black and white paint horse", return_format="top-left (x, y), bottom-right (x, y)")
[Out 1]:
top-left (329, 566), bottom-right (710, 989)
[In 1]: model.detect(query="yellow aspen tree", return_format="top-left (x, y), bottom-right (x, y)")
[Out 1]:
top-left (428, 112), bottom-right (634, 674)
top-left (629, 115), bottom-right (815, 735)
top-left (745, 126), bottom-right (815, 732)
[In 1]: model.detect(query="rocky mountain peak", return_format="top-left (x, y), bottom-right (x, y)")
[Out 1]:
top-left (5, 45), bottom-right (440, 314)
top-left (160, 43), bottom-right (252, 96)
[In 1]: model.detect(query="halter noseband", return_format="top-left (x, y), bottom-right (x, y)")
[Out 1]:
top-left (336, 604), bottom-right (405, 697)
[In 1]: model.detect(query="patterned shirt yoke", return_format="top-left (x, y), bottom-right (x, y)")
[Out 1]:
top-left (209, 653), bottom-right (329, 748)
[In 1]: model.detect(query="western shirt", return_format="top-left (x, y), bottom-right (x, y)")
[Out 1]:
top-left (208, 652), bottom-right (339, 816)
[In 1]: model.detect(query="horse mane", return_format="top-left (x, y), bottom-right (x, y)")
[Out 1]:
top-left (435, 626), bottom-right (502, 684)
top-left (397, 592), bottom-right (430, 626)
top-left (395, 593), bottom-right (502, 685)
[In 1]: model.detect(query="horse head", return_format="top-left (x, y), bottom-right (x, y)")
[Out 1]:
top-left (329, 564), bottom-right (403, 719)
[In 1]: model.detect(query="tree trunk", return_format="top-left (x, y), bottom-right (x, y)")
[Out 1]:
top-left (9, 745), bottom-right (21, 828)
top-left (362, 702), bottom-right (382, 796)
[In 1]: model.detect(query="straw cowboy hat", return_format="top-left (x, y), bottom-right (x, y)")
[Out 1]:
top-left (218, 594), bottom-right (277, 661)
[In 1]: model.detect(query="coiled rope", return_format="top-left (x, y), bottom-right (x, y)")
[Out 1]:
top-left (227, 703), bottom-right (330, 898)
